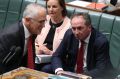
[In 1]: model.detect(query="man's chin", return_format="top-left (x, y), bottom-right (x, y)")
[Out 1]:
top-left (75, 36), bottom-right (79, 39)
top-left (75, 36), bottom-right (82, 40)
top-left (35, 31), bottom-right (40, 35)
top-left (37, 32), bottom-right (41, 35)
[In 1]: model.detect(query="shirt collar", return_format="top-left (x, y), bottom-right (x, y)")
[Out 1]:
top-left (84, 32), bottom-right (91, 44)
top-left (22, 19), bottom-right (31, 39)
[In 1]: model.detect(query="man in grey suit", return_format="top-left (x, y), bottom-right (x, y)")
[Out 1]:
top-left (0, 3), bottom-right (46, 74)
top-left (51, 13), bottom-right (113, 78)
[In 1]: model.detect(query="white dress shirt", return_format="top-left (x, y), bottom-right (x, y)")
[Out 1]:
top-left (81, 32), bottom-right (91, 68)
top-left (55, 32), bottom-right (91, 74)
top-left (22, 19), bottom-right (31, 56)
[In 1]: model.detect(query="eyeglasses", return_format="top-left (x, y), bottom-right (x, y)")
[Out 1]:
top-left (30, 18), bottom-right (46, 24)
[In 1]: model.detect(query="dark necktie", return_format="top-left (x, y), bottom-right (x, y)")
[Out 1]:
top-left (27, 36), bottom-right (34, 69)
top-left (76, 41), bottom-right (84, 73)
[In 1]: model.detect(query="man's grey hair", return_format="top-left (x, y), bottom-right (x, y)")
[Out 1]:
top-left (70, 12), bottom-right (91, 26)
top-left (23, 3), bottom-right (45, 18)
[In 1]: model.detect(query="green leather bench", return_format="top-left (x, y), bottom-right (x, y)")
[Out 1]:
top-left (0, 0), bottom-right (120, 76)
top-left (38, 2), bottom-right (120, 74)
top-left (0, 0), bottom-right (45, 28)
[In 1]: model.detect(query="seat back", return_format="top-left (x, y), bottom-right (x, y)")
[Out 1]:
top-left (98, 13), bottom-right (115, 41)
top-left (65, 0), bottom-right (73, 3)
top-left (109, 16), bottom-right (120, 71)
top-left (0, 0), bottom-right (120, 74)
top-left (66, 6), bottom-right (75, 18)
top-left (0, 0), bottom-right (37, 28)
top-left (89, 11), bottom-right (102, 29)
top-left (0, 11), bottom-right (6, 29)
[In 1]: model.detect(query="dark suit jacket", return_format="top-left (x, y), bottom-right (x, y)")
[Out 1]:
top-left (0, 21), bottom-right (36, 74)
top-left (52, 28), bottom-right (113, 78)
top-left (110, 0), bottom-right (117, 6)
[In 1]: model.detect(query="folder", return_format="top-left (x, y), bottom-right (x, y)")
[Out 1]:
top-left (87, 3), bottom-right (108, 10)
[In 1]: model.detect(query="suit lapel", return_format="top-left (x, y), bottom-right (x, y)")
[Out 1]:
top-left (87, 28), bottom-right (96, 66)
top-left (32, 34), bottom-right (37, 59)
top-left (18, 21), bottom-right (25, 53)
top-left (72, 35), bottom-right (79, 62)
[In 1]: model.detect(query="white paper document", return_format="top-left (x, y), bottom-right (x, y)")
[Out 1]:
top-left (35, 55), bottom-right (52, 64)
top-left (67, 1), bottom-right (91, 7)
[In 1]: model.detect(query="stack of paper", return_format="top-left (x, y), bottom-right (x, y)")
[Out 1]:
top-left (67, 1), bottom-right (91, 7)
top-left (61, 71), bottom-right (92, 79)
top-left (48, 75), bottom-right (74, 79)
top-left (35, 55), bottom-right (52, 64)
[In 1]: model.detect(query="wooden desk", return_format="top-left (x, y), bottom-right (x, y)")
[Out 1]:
top-left (0, 67), bottom-right (92, 79)
top-left (66, 1), bottom-right (118, 14)
top-left (0, 67), bottom-right (51, 79)
top-left (66, 1), bottom-right (106, 12)
top-left (106, 7), bottom-right (120, 16)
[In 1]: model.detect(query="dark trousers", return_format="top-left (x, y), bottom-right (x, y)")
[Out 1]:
top-left (35, 63), bottom-right (54, 74)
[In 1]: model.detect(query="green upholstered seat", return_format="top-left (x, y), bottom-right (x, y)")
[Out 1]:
top-left (0, 0), bottom-right (10, 11)
top-left (7, 0), bottom-right (23, 13)
top-left (65, 0), bottom-right (74, 3)
top-left (109, 16), bottom-right (120, 71)
top-left (75, 8), bottom-right (89, 14)
top-left (89, 11), bottom-right (102, 29)
top-left (98, 13), bottom-right (115, 41)
top-left (4, 12), bottom-right (19, 27)
top-left (0, 0), bottom-right (24, 28)
top-left (0, 11), bottom-right (6, 29)
top-left (37, 0), bottom-right (46, 7)
top-left (66, 6), bottom-right (75, 18)
top-left (0, 0), bottom-right (10, 28)
top-left (0, 1), bottom-right (120, 77)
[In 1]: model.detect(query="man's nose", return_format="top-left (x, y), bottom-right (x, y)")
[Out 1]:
top-left (74, 29), bottom-right (79, 35)
top-left (49, 7), bottom-right (53, 11)
top-left (41, 23), bottom-right (45, 28)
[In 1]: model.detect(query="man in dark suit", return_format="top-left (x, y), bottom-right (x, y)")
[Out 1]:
top-left (0, 3), bottom-right (46, 74)
top-left (52, 13), bottom-right (113, 78)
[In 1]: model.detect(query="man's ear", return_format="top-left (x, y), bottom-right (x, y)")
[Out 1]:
top-left (88, 25), bottom-right (92, 31)
top-left (25, 17), bottom-right (31, 22)
top-left (24, 17), bottom-right (31, 25)
top-left (23, 17), bottom-right (31, 28)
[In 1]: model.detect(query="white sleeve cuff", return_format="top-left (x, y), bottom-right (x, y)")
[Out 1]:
top-left (55, 68), bottom-right (63, 74)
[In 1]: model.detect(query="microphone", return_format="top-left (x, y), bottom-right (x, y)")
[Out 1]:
top-left (5, 47), bottom-right (22, 65)
top-left (1, 46), bottom-right (22, 75)
top-left (2, 46), bottom-right (22, 65)
top-left (2, 46), bottom-right (16, 64)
